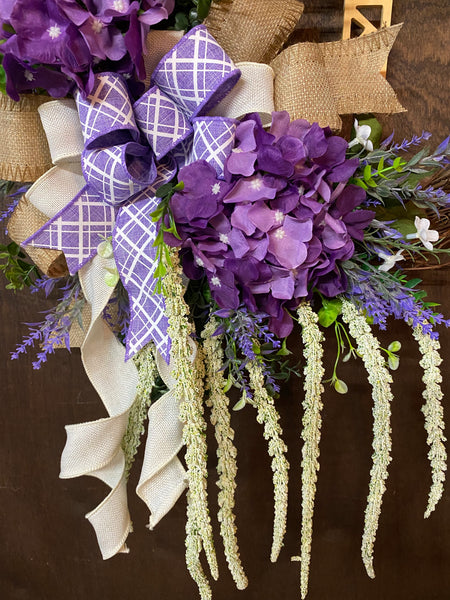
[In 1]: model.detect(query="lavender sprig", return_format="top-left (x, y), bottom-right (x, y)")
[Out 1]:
top-left (11, 275), bottom-right (86, 369)
top-left (343, 258), bottom-right (450, 338)
top-left (213, 308), bottom-right (298, 404)
top-left (381, 131), bottom-right (432, 152)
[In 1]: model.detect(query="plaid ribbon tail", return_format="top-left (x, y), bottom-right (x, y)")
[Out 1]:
top-left (24, 185), bottom-right (116, 275)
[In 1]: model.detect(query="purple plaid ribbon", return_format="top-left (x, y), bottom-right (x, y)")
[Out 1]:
top-left (24, 25), bottom-right (240, 362)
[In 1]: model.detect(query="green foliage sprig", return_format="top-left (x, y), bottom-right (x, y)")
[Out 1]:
top-left (151, 180), bottom-right (183, 293)
top-left (163, 0), bottom-right (213, 31)
top-left (0, 241), bottom-right (39, 290)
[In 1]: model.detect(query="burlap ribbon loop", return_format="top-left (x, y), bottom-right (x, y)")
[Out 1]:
top-left (0, 94), bottom-right (53, 183)
top-left (271, 24), bottom-right (405, 129)
top-left (205, 0), bottom-right (304, 64)
top-left (136, 341), bottom-right (197, 530)
top-left (8, 195), bottom-right (69, 278)
top-left (205, 0), bottom-right (405, 130)
top-left (59, 254), bottom-right (139, 560)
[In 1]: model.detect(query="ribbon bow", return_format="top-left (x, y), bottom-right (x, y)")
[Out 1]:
top-left (25, 24), bottom-right (240, 361)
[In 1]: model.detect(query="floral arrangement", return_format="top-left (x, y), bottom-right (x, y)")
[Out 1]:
top-left (1, 1), bottom-right (449, 599)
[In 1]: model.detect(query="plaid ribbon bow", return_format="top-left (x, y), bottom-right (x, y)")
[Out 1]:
top-left (25, 25), bottom-right (240, 361)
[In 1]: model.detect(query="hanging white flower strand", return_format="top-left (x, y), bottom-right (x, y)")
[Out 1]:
top-left (122, 343), bottom-right (158, 477)
top-left (202, 318), bottom-right (248, 590)
top-left (164, 251), bottom-right (218, 599)
top-left (341, 299), bottom-right (394, 578)
top-left (412, 323), bottom-right (447, 517)
top-left (246, 360), bottom-right (290, 563)
top-left (296, 302), bottom-right (325, 600)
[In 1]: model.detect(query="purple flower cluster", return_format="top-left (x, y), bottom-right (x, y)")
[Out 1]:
top-left (166, 112), bottom-right (375, 337)
top-left (1, 0), bottom-right (174, 99)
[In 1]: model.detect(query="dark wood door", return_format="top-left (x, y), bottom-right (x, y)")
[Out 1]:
top-left (1, 1), bottom-right (449, 599)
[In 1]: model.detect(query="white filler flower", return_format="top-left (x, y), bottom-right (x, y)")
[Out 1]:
top-left (407, 216), bottom-right (439, 250)
top-left (348, 119), bottom-right (374, 151)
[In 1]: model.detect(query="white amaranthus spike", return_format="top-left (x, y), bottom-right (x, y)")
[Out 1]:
top-left (341, 299), bottom-right (394, 579)
top-left (246, 360), bottom-right (290, 563)
top-left (202, 318), bottom-right (248, 591)
top-left (412, 323), bottom-right (447, 518)
top-left (296, 303), bottom-right (325, 600)
top-left (164, 251), bottom-right (218, 597)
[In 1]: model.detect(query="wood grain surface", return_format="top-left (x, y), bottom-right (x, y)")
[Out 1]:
top-left (1, 1), bottom-right (450, 599)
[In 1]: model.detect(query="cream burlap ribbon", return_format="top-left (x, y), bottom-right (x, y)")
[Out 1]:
top-left (15, 92), bottom-right (189, 559)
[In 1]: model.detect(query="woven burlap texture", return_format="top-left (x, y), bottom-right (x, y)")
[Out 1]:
top-left (205, 0), bottom-right (304, 64)
top-left (143, 29), bottom-right (185, 89)
top-left (271, 24), bottom-right (406, 130)
top-left (0, 94), bottom-right (53, 182)
top-left (8, 195), bottom-right (68, 277)
top-left (209, 62), bottom-right (275, 125)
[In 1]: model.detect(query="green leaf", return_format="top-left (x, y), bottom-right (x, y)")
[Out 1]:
top-left (404, 278), bottom-right (422, 289)
top-left (196, 0), bottom-right (211, 19)
top-left (334, 379), bottom-right (348, 394)
top-left (354, 178), bottom-right (368, 190)
top-left (97, 239), bottom-right (114, 259)
top-left (393, 156), bottom-right (405, 172)
top-left (0, 65), bottom-right (6, 96)
top-left (318, 298), bottom-right (342, 328)
top-left (276, 338), bottom-right (292, 356)
top-left (388, 355), bottom-right (400, 370)
top-left (232, 396), bottom-right (246, 411)
top-left (174, 11), bottom-right (190, 30)
top-left (363, 164), bottom-right (373, 182)
top-left (104, 270), bottom-right (119, 287)
top-left (223, 374), bottom-right (233, 393)
top-left (388, 341), bottom-right (401, 352)
top-left (391, 218), bottom-right (417, 236)
top-left (155, 182), bottom-right (173, 198)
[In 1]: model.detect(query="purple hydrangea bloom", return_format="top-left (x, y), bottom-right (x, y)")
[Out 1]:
top-left (2, 0), bottom-right (174, 98)
top-left (167, 112), bottom-right (375, 338)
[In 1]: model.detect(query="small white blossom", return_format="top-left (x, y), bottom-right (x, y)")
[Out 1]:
top-left (113, 0), bottom-right (125, 11)
top-left (219, 233), bottom-right (229, 244)
top-left (211, 183), bottom-right (221, 195)
top-left (211, 276), bottom-right (221, 287)
top-left (407, 216), bottom-right (439, 250)
top-left (24, 70), bottom-right (34, 82)
top-left (348, 119), bottom-right (373, 152)
top-left (91, 19), bottom-right (103, 33)
top-left (250, 178), bottom-right (263, 191)
top-left (377, 249), bottom-right (405, 272)
top-left (274, 210), bottom-right (284, 224)
top-left (195, 257), bottom-right (204, 267)
top-left (274, 228), bottom-right (285, 240)
top-left (47, 25), bottom-right (62, 40)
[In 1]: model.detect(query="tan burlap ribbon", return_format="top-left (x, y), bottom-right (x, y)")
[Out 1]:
top-left (8, 195), bottom-right (68, 277)
top-left (0, 94), bottom-right (53, 182)
top-left (205, 0), bottom-right (405, 130)
top-left (271, 24), bottom-right (405, 130)
top-left (205, 0), bottom-right (304, 64)
top-left (143, 29), bottom-right (185, 88)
